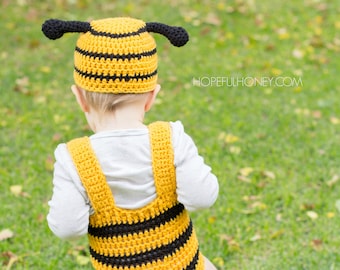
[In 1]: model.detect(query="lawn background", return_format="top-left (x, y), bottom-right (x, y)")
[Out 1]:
top-left (0, 0), bottom-right (340, 269)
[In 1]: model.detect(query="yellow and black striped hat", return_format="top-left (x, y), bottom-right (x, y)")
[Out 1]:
top-left (42, 17), bottom-right (189, 94)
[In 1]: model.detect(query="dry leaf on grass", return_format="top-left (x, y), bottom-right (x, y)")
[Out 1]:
top-left (306, 211), bottom-right (318, 220)
top-left (9, 185), bottom-right (30, 198)
top-left (0, 229), bottom-right (14, 241)
top-left (0, 251), bottom-right (18, 270)
top-left (326, 175), bottom-right (339, 187)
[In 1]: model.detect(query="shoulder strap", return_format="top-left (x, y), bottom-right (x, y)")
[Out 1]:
top-left (148, 121), bottom-right (177, 199)
top-left (67, 137), bottom-right (115, 214)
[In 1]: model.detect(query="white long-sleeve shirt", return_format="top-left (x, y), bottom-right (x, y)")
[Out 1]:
top-left (47, 121), bottom-right (219, 239)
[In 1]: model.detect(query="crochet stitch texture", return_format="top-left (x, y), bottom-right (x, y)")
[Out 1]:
top-left (74, 18), bottom-right (158, 94)
top-left (67, 121), bottom-right (204, 269)
top-left (42, 17), bottom-right (189, 94)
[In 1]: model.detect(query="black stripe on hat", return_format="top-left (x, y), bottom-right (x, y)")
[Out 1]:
top-left (89, 220), bottom-right (196, 268)
top-left (75, 46), bottom-right (157, 61)
top-left (74, 66), bottom-right (157, 82)
top-left (184, 249), bottom-right (200, 270)
top-left (90, 25), bottom-right (147, 39)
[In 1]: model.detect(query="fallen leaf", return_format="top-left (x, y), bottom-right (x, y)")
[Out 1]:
top-left (243, 195), bottom-right (261, 202)
top-left (314, 15), bottom-right (323, 25)
top-left (262, 170), bottom-right (276, 179)
top-left (205, 12), bottom-right (221, 26)
top-left (208, 216), bottom-right (216, 224)
top-left (45, 156), bottom-right (55, 171)
top-left (5, 22), bottom-right (15, 30)
top-left (240, 209), bottom-right (256, 214)
top-left (181, 10), bottom-right (199, 23)
top-left (313, 27), bottom-right (322, 36)
top-left (312, 110), bottom-right (322, 119)
top-left (318, 149), bottom-right (326, 155)
top-left (276, 213), bottom-right (283, 222)
top-left (295, 108), bottom-right (310, 116)
top-left (330, 117), bottom-right (340, 125)
top-left (300, 203), bottom-right (315, 210)
top-left (13, 77), bottom-right (30, 94)
top-left (229, 146), bottom-right (241, 154)
top-left (265, 43), bottom-right (275, 51)
top-left (224, 134), bottom-right (240, 144)
top-left (212, 257), bottom-right (225, 268)
top-left (271, 68), bottom-right (282, 76)
top-left (17, 0), bottom-right (27, 7)
top-left (293, 69), bottom-right (303, 76)
top-left (25, 7), bottom-right (39, 21)
top-left (311, 239), bottom-right (323, 251)
top-left (40, 66), bottom-right (51, 73)
top-left (327, 212), bottom-right (335, 218)
top-left (293, 86), bottom-right (303, 93)
top-left (34, 96), bottom-right (46, 104)
top-left (237, 175), bottom-right (252, 183)
top-left (10, 185), bottom-right (22, 196)
top-left (76, 254), bottom-right (90, 266)
top-left (53, 114), bottom-right (63, 124)
top-left (256, 181), bottom-right (267, 188)
top-left (0, 229), bottom-right (14, 241)
top-left (306, 211), bottom-right (318, 220)
top-left (2, 0), bottom-right (10, 8)
top-left (326, 175), bottom-right (339, 187)
top-left (9, 185), bottom-right (30, 198)
top-left (335, 21), bottom-right (340, 29)
top-left (276, 28), bottom-right (290, 40)
top-left (292, 48), bottom-right (305, 59)
top-left (68, 246), bottom-right (90, 266)
top-left (270, 229), bottom-right (284, 239)
top-left (239, 167), bottom-right (254, 177)
top-left (52, 133), bottom-right (62, 142)
top-left (0, 251), bottom-right (18, 269)
top-left (249, 202), bottom-right (267, 210)
top-left (224, 32), bottom-right (234, 40)
top-left (200, 27), bottom-right (211, 36)
top-left (254, 14), bottom-right (265, 27)
top-left (250, 233), bottom-right (261, 242)
top-left (29, 39), bottom-right (40, 49)
top-left (220, 235), bottom-right (240, 251)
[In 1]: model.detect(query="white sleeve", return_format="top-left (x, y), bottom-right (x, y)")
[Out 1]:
top-left (171, 121), bottom-right (219, 212)
top-left (46, 144), bottom-right (90, 240)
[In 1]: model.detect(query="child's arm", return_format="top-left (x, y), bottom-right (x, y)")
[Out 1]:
top-left (171, 121), bottom-right (219, 211)
top-left (47, 144), bottom-right (90, 240)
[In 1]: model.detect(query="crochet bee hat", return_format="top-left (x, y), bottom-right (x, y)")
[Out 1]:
top-left (42, 17), bottom-right (189, 93)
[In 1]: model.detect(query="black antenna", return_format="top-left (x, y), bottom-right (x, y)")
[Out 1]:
top-left (146, 22), bottom-right (189, 47)
top-left (42, 19), bottom-right (91, 40)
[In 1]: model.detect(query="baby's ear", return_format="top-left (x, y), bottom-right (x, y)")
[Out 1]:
top-left (42, 19), bottom-right (91, 40)
top-left (71, 85), bottom-right (89, 113)
top-left (146, 22), bottom-right (189, 47)
top-left (145, 84), bottom-right (161, 112)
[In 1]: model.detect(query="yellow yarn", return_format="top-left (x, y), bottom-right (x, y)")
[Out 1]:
top-left (74, 17), bottom-right (158, 94)
top-left (67, 121), bottom-right (204, 270)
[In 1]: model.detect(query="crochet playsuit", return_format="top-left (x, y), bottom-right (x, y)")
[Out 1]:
top-left (67, 121), bottom-right (204, 270)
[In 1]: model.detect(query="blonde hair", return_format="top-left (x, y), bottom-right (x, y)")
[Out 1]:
top-left (83, 89), bottom-right (149, 113)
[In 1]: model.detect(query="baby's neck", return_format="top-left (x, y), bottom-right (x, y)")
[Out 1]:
top-left (87, 106), bottom-right (146, 133)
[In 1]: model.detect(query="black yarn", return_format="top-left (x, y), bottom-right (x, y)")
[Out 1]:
top-left (42, 18), bottom-right (189, 47)
top-left (88, 203), bottom-right (184, 237)
top-left (89, 220), bottom-right (195, 268)
top-left (146, 22), bottom-right (189, 47)
top-left (42, 19), bottom-right (91, 40)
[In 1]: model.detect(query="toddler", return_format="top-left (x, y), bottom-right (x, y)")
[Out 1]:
top-left (42, 17), bottom-right (218, 270)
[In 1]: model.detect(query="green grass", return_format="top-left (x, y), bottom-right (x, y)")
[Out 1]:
top-left (1, 0), bottom-right (340, 269)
